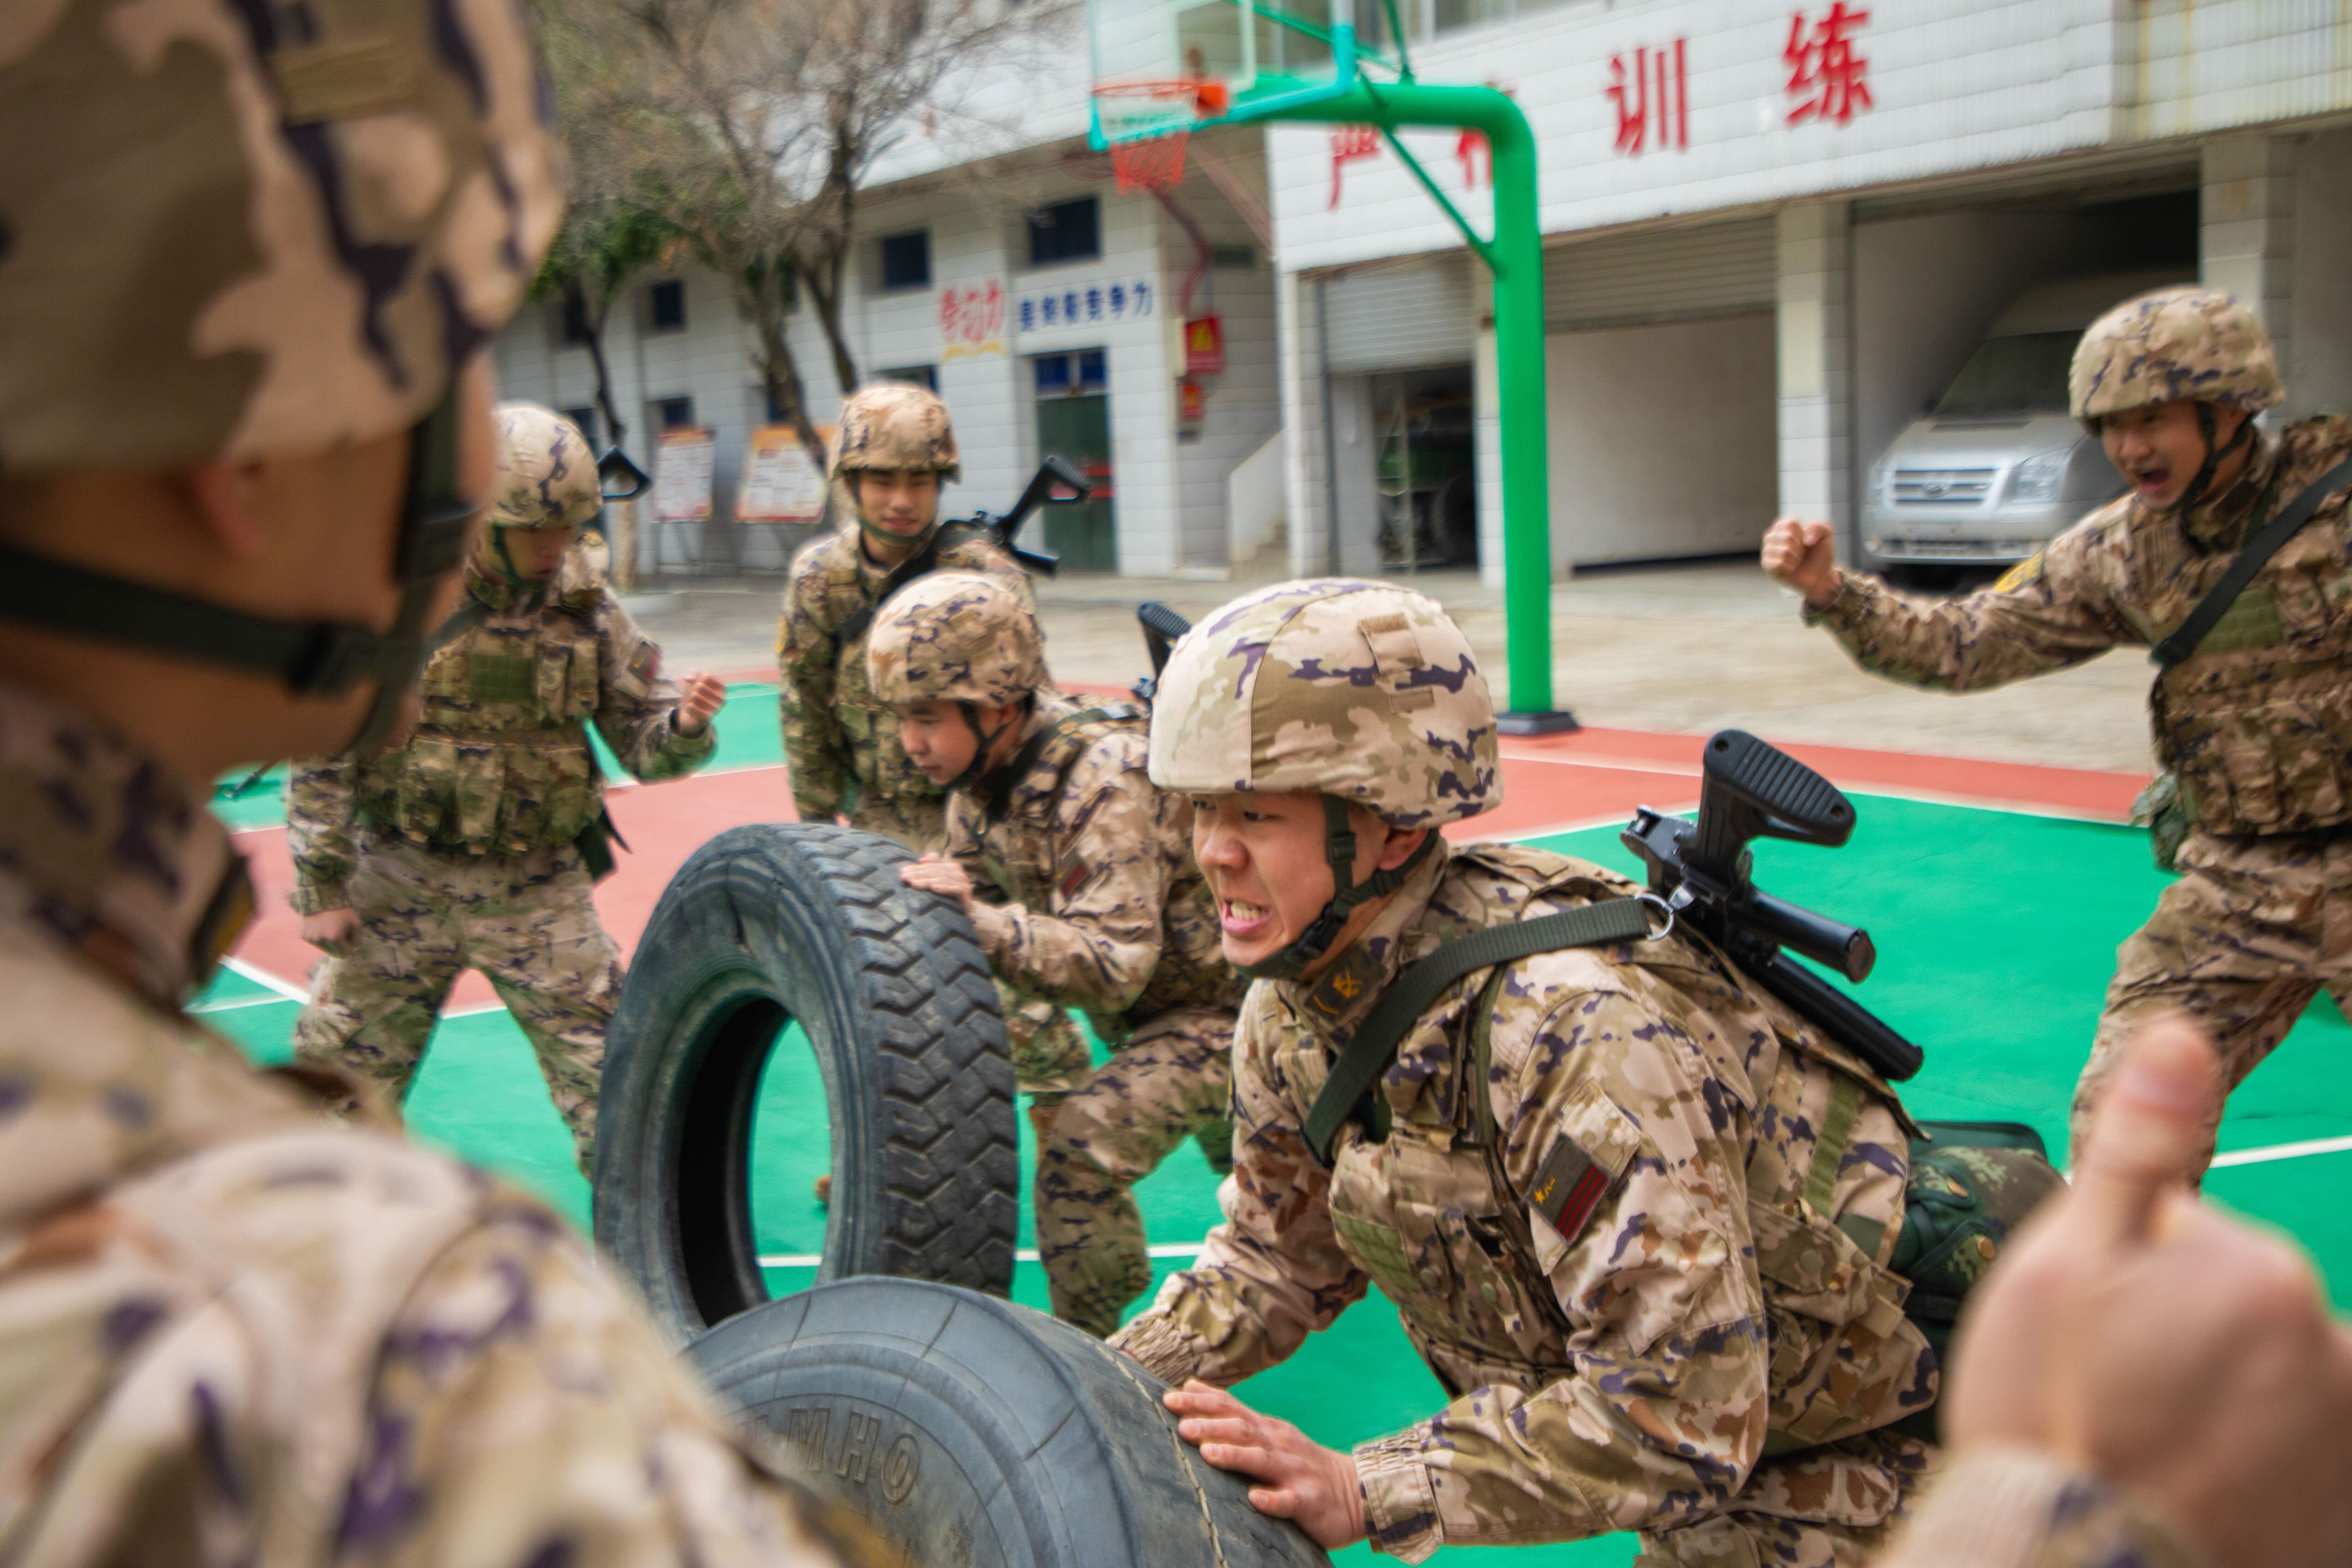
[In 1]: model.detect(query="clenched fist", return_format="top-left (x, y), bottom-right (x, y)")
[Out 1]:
top-left (1761, 517), bottom-right (1840, 609)
top-left (674, 671), bottom-right (727, 737)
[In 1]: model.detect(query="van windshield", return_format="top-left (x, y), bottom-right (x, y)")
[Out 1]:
top-left (1933, 331), bottom-right (2078, 415)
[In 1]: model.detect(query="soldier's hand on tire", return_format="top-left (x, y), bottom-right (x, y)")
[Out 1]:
top-left (301, 908), bottom-right (361, 956)
top-left (1760, 517), bottom-right (1840, 609)
top-left (1945, 1018), bottom-right (2352, 1568)
top-left (1164, 1379), bottom-right (1367, 1549)
top-left (674, 671), bottom-right (727, 736)
top-left (898, 853), bottom-right (974, 911)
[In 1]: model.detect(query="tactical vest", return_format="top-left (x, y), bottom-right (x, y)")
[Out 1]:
top-left (832, 523), bottom-right (992, 794)
top-left (355, 583), bottom-right (605, 855)
top-left (2148, 433), bottom-right (2352, 836)
top-left (971, 701), bottom-right (1239, 1039)
top-left (1311, 852), bottom-right (1932, 1453)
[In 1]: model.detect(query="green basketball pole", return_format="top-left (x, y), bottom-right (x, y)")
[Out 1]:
top-left (1197, 21), bottom-right (1574, 731)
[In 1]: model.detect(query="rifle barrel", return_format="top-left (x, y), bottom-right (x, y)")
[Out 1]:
top-left (1743, 944), bottom-right (1924, 1082)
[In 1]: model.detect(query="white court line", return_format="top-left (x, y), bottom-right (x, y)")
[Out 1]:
top-left (2211, 1134), bottom-right (2352, 1170)
top-left (191, 992), bottom-right (300, 1014)
top-left (220, 954), bottom-right (308, 1001)
top-left (758, 1241), bottom-right (1208, 1270)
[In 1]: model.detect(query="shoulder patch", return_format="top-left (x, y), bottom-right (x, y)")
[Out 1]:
top-left (1057, 859), bottom-right (1093, 900)
top-left (1991, 550), bottom-right (2046, 594)
top-left (1527, 1136), bottom-right (1617, 1245)
top-left (1305, 944), bottom-right (1383, 1020)
top-left (627, 642), bottom-right (659, 682)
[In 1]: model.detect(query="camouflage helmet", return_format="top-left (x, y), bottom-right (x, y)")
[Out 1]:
top-left (0, 0), bottom-right (563, 472)
top-left (2070, 286), bottom-right (2285, 427)
top-left (867, 573), bottom-right (1048, 708)
top-left (1148, 579), bottom-right (1502, 830)
top-left (829, 384), bottom-right (961, 483)
top-left (490, 404), bottom-right (603, 531)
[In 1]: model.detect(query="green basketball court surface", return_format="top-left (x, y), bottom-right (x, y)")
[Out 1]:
top-left (203, 685), bottom-right (2352, 1566)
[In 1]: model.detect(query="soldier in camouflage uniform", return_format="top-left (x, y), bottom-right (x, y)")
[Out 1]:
top-left (874, 575), bottom-right (1243, 1337)
top-left (0, 11), bottom-right (868, 1562)
top-left (1765, 286), bottom-right (2352, 1173)
top-left (289, 403), bottom-right (728, 1172)
top-left (776, 386), bottom-right (1091, 1112)
top-left (1112, 579), bottom-right (1972, 1565)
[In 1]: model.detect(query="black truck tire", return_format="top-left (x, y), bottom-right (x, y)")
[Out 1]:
top-left (593, 823), bottom-right (1017, 1342)
top-left (690, 1279), bottom-right (1332, 1568)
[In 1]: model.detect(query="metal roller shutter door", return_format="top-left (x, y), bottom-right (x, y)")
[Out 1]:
top-left (1544, 218), bottom-right (1776, 331)
top-left (1322, 258), bottom-right (1473, 371)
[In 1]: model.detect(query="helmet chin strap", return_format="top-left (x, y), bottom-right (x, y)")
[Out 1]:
top-left (0, 386), bottom-right (477, 757)
top-left (952, 698), bottom-right (1027, 793)
top-left (851, 483), bottom-right (941, 558)
top-left (1233, 796), bottom-right (1438, 982)
top-left (2167, 403), bottom-right (2256, 517)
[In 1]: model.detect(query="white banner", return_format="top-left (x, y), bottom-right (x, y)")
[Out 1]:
top-left (654, 428), bottom-right (715, 523)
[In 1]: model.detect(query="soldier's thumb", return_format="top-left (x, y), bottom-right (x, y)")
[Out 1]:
top-left (2069, 1017), bottom-right (2220, 1251)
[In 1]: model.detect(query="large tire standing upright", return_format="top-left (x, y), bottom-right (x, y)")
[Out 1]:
top-left (692, 1279), bottom-right (1331, 1568)
top-left (594, 823), bottom-right (1017, 1342)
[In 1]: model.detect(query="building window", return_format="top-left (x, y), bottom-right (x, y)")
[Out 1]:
top-left (557, 294), bottom-right (594, 346)
top-left (1026, 197), bottom-right (1101, 267)
top-left (878, 230), bottom-right (931, 290)
top-left (1033, 350), bottom-right (1107, 397)
top-left (562, 405), bottom-right (601, 446)
top-left (648, 278), bottom-right (687, 332)
top-left (655, 395), bottom-right (695, 430)
top-left (879, 364), bottom-right (939, 391)
top-left (1209, 244), bottom-right (1258, 270)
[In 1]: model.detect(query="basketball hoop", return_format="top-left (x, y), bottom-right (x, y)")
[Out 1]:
top-left (1091, 79), bottom-right (1229, 193)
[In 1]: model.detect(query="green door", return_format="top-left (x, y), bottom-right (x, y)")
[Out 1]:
top-left (1036, 393), bottom-right (1117, 572)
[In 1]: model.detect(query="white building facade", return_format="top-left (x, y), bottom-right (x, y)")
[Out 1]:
top-left (1272, 0), bottom-right (2352, 583)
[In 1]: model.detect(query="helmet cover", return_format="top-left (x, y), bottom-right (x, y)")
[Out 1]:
top-left (1147, 578), bottom-right (1501, 830)
top-left (0, 0), bottom-right (563, 473)
top-left (828, 383), bottom-right (960, 483)
top-left (489, 403), bottom-right (602, 531)
top-left (867, 572), bottom-right (1048, 709)
top-left (2070, 286), bottom-right (2284, 426)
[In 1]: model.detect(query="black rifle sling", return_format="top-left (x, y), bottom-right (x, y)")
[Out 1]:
top-left (2153, 453), bottom-right (2352, 668)
top-left (1303, 899), bottom-right (1653, 1163)
top-left (982, 706), bottom-right (1130, 828)
top-left (832, 524), bottom-right (989, 652)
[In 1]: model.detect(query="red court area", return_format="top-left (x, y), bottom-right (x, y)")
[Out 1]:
top-left (229, 711), bottom-right (2148, 1006)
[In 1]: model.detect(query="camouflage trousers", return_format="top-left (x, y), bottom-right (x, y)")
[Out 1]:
top-left (1035, 1004), bottom-right (1237, 1338)
top-left (2074, 826), bottom-right (2352, 1172)
top-left (292, 835), bottom-right (620, 1174)
top-left (1002, 982), bottom-right (1095, 1100)
top-left (1634, 1433), bottom-right (1935, 1566)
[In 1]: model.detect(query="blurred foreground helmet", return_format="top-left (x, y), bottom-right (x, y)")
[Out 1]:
top-left (868, 573), bottom-right (1048, 709)
top-left (2070, 286), bottom-right (2284, 428)
top-left (828, 384), bottom-right (961, 483)
top-left (0, 0), bottom-right (562, 752)
top-left (491, 404), bottom-right (604, 531)
top-left (1148, 579), bottom-right (1501, 830)
top-left (0, 0), bottom-right (563, 472)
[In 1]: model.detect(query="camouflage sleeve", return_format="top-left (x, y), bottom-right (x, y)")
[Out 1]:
top-left (1805, 517), bottom-right (2132, 692)
top-left (1351, 986), bottom-right (1767, 1563)
top-left (286, 755), bottom-right (358, 915)
top-left (942, 791), bottom-right (988, 882)
top-left (593, 597), bottom-right (717, 783)
top-left (350, 1201), bottom-right (874, 1568)
top-left (1108, 987), bottom-right (1370, 1385)
top-left (964, 745), bottom-right (1174, 1015)
top-left (1873, 1447), bottom-right (2205, 1568)
top-left (777, 559), bottom-right (848, 823)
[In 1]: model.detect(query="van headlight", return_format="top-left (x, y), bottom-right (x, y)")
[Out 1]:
top-left (1869, 456), bottom-right (1890, 503)
top-left (2008, 447), bottom-right (2070, 503)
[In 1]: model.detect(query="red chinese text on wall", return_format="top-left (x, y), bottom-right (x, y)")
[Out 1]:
top-left (938, 279), bottom-right (1006, 359)
top-left (1329, 124), bottom-right (1380, 210)
top-left (1607, 39), bottom-right (1689, 155)
top-left (1784, 4), bottom-right (1872, 126)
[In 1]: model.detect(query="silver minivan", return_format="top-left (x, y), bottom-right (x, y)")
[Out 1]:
top-left (1862, 269), bottom-right (2192, 570)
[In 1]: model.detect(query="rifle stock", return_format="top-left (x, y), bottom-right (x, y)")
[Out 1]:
top-left (958, 454), bottom-right (1092, 578)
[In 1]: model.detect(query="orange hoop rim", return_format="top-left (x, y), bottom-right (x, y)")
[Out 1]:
top-left (1091, 77), bottom-right (1232, 120)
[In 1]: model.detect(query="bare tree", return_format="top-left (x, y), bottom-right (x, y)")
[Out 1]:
top-left (559, 0), bottom-right (1072, 468)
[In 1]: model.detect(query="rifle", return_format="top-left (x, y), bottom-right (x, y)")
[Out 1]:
top-left (950, 454), bottom-right (1092, 578)
top-left (1622, 731), bottom-right (1924, 1081)
top-left (1131, 599), bottom-right (1193, 704)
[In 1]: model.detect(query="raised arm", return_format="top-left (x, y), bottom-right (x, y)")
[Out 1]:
top-left (592, 598), bottom-right (716, 782)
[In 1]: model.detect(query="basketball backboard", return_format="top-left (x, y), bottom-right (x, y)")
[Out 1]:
top-left (1086, 0), bottom-right (1349, 146)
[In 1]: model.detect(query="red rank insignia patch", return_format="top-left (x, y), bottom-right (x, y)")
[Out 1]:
top-left (1527, 1136), bottom-right (1616, 1245)
top-left (1058, 860), bottom-right (1092, 900)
